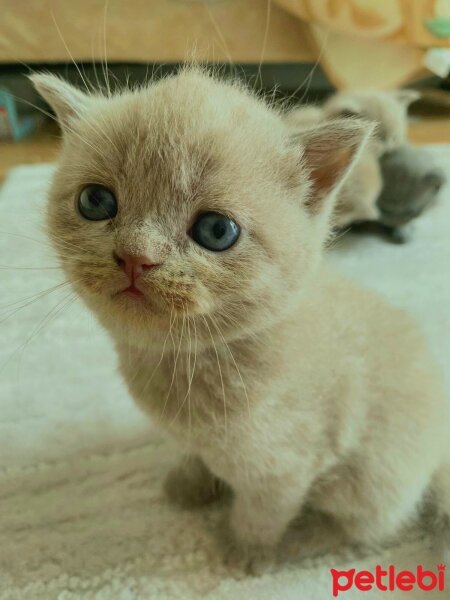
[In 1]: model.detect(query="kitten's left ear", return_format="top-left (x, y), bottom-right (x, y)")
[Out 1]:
top-left (393, 89), bottom-right (421, 107)
top-left (30, 73), bottom-right (92, 131)
top-left (294, 119), bottom-right (373, 216)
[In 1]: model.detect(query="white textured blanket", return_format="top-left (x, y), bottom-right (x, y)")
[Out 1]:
top-left (0, 147), bottom-right (449, 599)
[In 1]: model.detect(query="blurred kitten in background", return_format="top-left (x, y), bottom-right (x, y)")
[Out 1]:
top-left (286, 88), bottom-right (445, 240)
top-left (323, 89), bottom-right (420, 152)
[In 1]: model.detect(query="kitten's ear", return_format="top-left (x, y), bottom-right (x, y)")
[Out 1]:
top-left (393, 89), bottom-right (420, 107)
top-left (30, 73), bottom-right (91, 131)
top-left (294, 120), bottom-right (373, 215)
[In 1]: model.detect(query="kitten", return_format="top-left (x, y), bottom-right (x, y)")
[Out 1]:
top-left (323, 89), bottom-right (420, 152)
top-left (33, 70), bottom-right (450, 573)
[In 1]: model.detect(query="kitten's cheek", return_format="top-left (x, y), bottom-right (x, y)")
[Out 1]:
top-left (184, 286), bottom-right (215, 316)
top-left (81, 278), bottom-right (115, 298)
top-left (67, 267), bottom-right (120, 299)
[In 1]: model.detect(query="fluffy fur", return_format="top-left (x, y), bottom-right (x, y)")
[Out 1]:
top-left (33, 70), bottom-right (450, 573)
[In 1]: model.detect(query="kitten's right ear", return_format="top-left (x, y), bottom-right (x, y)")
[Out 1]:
top-left (293, 119), bottom-right (373, 216)
top-left (30, 73), bottom-right (91, 131)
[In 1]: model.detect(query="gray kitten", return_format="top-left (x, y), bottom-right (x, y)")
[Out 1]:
top-left (376, 146), bottom-right (446, 243)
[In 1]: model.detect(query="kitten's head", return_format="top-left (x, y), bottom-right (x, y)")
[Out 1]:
top-left (323, 89), bottom-right (419, 153)
top-left (32, 69), bottom-right (370, 346)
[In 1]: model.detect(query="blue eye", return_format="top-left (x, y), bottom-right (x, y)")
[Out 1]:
top-left (78, 185), bottom-right (117, 221)
top-left (191, 212), bottom-right (240, 252)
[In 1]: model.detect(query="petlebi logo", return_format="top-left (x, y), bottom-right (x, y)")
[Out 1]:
top-left (331, 564), bottom-right (446, 597)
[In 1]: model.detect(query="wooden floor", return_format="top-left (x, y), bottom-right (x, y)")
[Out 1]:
top-left (0, 116), bottom-right (449, 182)
top-left (0, 122), bottom-right (60, 181)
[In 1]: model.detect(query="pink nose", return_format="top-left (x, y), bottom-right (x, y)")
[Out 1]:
top-left (114, 252), bottom-right (159, 281)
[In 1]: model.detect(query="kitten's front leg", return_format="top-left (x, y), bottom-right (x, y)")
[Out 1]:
top-left (164, 454), bottom-right (225, 508)
top-left (224, 479), bottom-right (309, 575)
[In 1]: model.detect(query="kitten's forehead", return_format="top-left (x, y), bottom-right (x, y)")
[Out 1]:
top-left (63, 71), bottom-right (286, 214)
top-left (94, 71), bottom-right (279, 151)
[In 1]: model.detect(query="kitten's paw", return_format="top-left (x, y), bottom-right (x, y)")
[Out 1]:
top-left (223, 539), bottom-right (276, 576)
top-left (164, 457), bottom-right (224, 509)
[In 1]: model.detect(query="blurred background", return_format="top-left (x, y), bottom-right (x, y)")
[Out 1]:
top-left (0, 0), bottom-right (449, 179)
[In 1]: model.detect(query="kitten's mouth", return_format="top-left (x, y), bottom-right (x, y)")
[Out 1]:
top-left (110, 278), bottom-right (198, 315)
top-left (121, 284), bottom-right (145, 299)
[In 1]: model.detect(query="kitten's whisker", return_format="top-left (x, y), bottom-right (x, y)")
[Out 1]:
top-left (6, 93), bottom-right (60, 124)
top-left (50, 239), bottom-right (91, 255)
top-left (190, 315), bottom-right (198, 445)
top-left (298, 32), bottom-right (330, 106)
top-left (326, 226), bottom-right (352, 251)
top-left (65, 117), bottom-right (114, 157)
top-left (171, 308), bottom-right (198, 444)
top-left (0, 281), bottom-right (71, 318)
top-left (203, 3), bottom-right (235, 70)
top-left (143, 63), bottom-right (149, 88)
top-left (12, 92), bottom-right (108, 158)
top-left (209, 314), bottom-right (251, 421)
top-left (162, 307), bottom-right (185, 422)
top-left (256, 0), bottom-right (272, 91)
top-left (40, 228), bottom-right (100, 257)
top-left (61, 122), bottom-right (107, 157)
top-left (91, 26), bottom-right (105, 96)
top-left (268, 81), bottom-right (282, 109)
top-left (64, 102), bottom-right (122, 157)
top-left (50, 5), bottom-right (91, 94)
top-left (102, 0), bottom-right (111, 97)
top-left (218, 310), bottom-right (260, 344)
top-left (283, 30), bottom-right (330, 107)
top-left (202, 315), bottom-right (227, 444)
top-left (0, 231), bottom-right (53, 249)
top-left (140, 303), bottom-right (175, 395)
top-left (14, 293), bottom-right (78, 378)
top-left (0, 289), bottom-right (77, 373)
top-left (185, 308), bottom-right (192, 449)
top-left (175, 308), bottom-right (186, 413)
top-left (167, 300), bottom-right (178, 389)
top-left (46, 3), bottom-right (126, 156)
top-left (0, 227), bottom-right (83, 258)
top-left (13, 89), bottom-right (118, 159)
top-left (0, 265), bottom-right (61, 271)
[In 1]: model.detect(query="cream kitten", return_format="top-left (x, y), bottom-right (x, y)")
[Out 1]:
top-left (32, 70), bottom-right (449, 573)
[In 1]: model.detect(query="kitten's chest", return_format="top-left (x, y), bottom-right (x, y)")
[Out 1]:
top-left (116, 342), bottom-right (252, 429)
